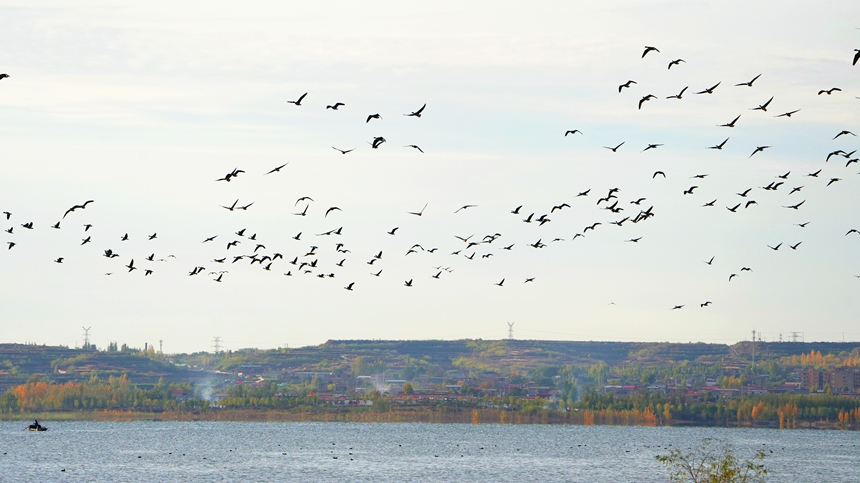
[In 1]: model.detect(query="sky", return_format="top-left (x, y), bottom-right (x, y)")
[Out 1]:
top-left (0, 1), bottom-right (859, 353)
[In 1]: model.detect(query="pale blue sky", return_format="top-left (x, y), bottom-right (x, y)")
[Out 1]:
top-left (1, 1), bottom-right (858, 352)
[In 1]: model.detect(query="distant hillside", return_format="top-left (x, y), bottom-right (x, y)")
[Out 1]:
top-left (3, 340), bottom-right (858, 388)
top-left (0, 344), bottom-right (203, 387)
top-left (206, 339), bottom-right (742, 375)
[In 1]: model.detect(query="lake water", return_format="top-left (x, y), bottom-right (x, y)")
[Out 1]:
top-left (0, 422), bottom-right (856, 482)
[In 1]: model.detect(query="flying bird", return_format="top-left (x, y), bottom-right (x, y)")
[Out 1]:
top-left (709, 138), bottom-right (729, 150)
top-left (695, 82), bottom-right (721, 94)
top-left (405, 145), bottom-right (424, 153)
top-left (775, 109), bottom-right (800, 118)
top-left (642, 143), bottom-right (662, 152)
top-left (332, 147), bottom-right (354, 154)
top-left (325, 207), bottom-right (342, 217)
top-left (638, 94), bottom-right (656, 109)
top-left (63, 200), bottom-right (94, 218)
top-left (642, 46), bottom-right (660, 57)
top-left (265, 163), bottom-right (288, 175)
top-left (750, 96), bottom-right (774, 111)
top-left (454, 205), bottom-right (476, 213)
top-left (666, 86), bottom-right (688, 99)
top-left (736, 74), bottom-right (761, 87)
top-left (326, 103), bottom-right (345, 110)
top-left (783, 200), bottom-right (805, 210)
top-left (853, 49), bottom-right (860, 66)
top-left (604, 142), bottom-right (624, 152)
top-left (749, 146), bottom-right (770, 158)
top-left (833, 130), bottom-right (855, 140)
top-left (668, 59), bottom-right (685, 69)
top-left (366, 114), bottom-right (381, 123)
top-left (404, 104), bottom-right (426, 117)
top-left (564, 130), bottom-right (582, 136)
top-left (653, 171), bottom-right (666, 178)
top-left (287, 92), bottom-right (307, 105)
top-left (216, 168), bottom-right (244, 182)
top-left (618, 80), bottom-right (636, 92)
top-left (719, 115), bottom-right (741, 127)
top-left (408, 203), bottom-right (428, 216)
top-left (818, 87), bottom-right (841, 95)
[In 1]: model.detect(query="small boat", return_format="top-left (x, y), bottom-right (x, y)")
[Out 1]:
top-left (26, 420), bottom-right (47, 431)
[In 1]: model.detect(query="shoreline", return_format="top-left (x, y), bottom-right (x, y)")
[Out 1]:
top-left (2, 408), bottom-right (855, 430)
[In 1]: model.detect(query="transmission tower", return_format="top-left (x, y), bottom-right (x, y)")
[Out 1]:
top-left (159, 339), bottom-right (163, 354)
top-left (213, 336), bottom-right (222, 353)
top-left (790, 331), bottom-right (801, 343)
top-left (507, 322), bottom-right (514, 340)
top-left (751, 329), bottom-right (756, 372)
top-left (82, 327), bottom-right (91, 349)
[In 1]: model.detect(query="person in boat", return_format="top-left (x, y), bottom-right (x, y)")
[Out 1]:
top-left (27, 420), bottom-right (45, 431)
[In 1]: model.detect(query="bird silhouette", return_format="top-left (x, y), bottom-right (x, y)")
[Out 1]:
top-left (265, 163), bottom-right (288, 175)
top-left (719, 115), bottom-right (741, 127)
top-left (366, 114), bottom-right (381, 123)
top-left (638, 94), bottom-right (656, 109)
top-left (405, 145), bottom-right (424, 153)
top-left (604, 142), bottom-right (624, 152)
top-left (564, 130), bottom-right (582, 136)
top-left (668, 59), bottom-right (685, 69)
top-left (666, 86), bottom-right (688, 99)
top-left (775, 109), bottom-right (800, 118)
top-left (709, 138), bottom-right (729, 150)
top-left (818, 87), bottom-right (841, 95)
top-left (695, 82), bottom-right (720, 94)
top-left (63, 200), bottom-right (94, 219)
top-left (287, 92), bottom-right (307, 105)
top-left (404, 104), bottom-right (426, 117)
top-left (833, 130), bottom-right (855, 140)
top-left (408, 203), bottom-right (428, 216)
top-left (750, 96), bottom-right (774, 111)
top-left (749, 146), bottom-right (770, 158)
top-left (642, 46), bottom-right (660, 57)
top-left (332, 147), bottom-right (354, 154)
top-left (326, 103), bottom-right (345, 110)
top-left (618, 80), bottom-right (637, 92)
top-left (735, 74), bottom-right (761, 87)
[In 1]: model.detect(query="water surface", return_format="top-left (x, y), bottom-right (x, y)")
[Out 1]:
top-left (1, 422), bottom-right (856, 482)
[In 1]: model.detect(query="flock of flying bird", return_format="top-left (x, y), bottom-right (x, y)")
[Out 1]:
top-left (2, 44), bottom-right (859, 315)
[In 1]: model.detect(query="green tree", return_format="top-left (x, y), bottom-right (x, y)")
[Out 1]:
top-left (402, 382), bottom-right (414, 394)
top-left (657, 438), bottom-right (767, 483)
